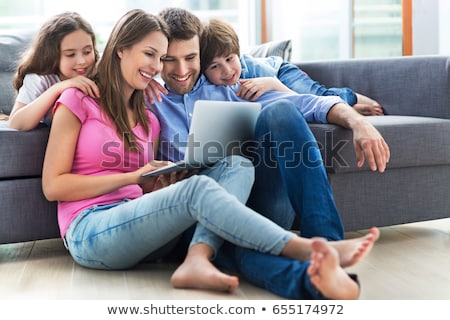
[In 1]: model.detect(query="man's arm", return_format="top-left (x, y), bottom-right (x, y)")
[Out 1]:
top-left (326, 103), bottom-right (390, 173)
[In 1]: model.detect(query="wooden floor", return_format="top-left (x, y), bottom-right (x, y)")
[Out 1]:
top-left (1, 218), bottom-right (450, 300)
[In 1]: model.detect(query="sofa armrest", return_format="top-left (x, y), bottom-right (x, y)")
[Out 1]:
top-left (296, 55), bottom-right (450, 119)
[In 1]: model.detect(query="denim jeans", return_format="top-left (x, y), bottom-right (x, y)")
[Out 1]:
top-left (210, 100), bottom-right (344, 299)
top-left (277, 62), bottom-right (357, 106)
top-left (247, 99), bottom-right (344, 240)
top-left (215, 242), bottom-right (324, 299)
top-left (64, 155), bottom-right (295, 270)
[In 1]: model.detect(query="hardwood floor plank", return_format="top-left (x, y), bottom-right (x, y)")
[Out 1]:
top-left (0, 241), bottom-right (34, 297)
top-left (347, 219), bottom-right (450, 299)
top-left (1, 218), bottom-right (449, 300)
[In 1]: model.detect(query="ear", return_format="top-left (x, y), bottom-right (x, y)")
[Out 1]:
top-left (117, 47), bottom-right (123, 59)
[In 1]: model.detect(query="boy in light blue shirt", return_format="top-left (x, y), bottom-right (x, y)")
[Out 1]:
top-left (200, 18), bottom-right (384, 116)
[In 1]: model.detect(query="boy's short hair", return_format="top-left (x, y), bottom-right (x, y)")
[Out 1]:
top-left (158, 7), bottom-right (203, 42)
top-left (200, 18), bottom-right (240, 73)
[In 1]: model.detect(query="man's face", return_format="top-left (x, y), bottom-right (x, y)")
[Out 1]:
top-left (161, 36), bottom-right (201, 95)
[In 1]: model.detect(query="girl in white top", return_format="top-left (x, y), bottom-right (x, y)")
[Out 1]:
top-left (9, 11), bottom-right (100, 131)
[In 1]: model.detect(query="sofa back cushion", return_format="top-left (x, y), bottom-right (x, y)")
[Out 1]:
top-left (297, 55), bottom-right (450, 119)
top-left (0, 30), bottom-right (35, 115)
top-left (248, 39), bottom-right (292, 62)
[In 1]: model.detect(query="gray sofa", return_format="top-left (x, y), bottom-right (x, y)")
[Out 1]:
top-left (1, 31), bottom-right (449, 245)
top-left (0, 31), bottom-right (59, 244)
top-left (303, 56), bottom-right (450, 231)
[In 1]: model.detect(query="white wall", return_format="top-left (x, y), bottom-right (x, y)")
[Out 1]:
top-left (405, 0), bottom-right (450, 55)
top-left (412, 0), bottom-right (439, 55)
top-left (267, 0), bottom-right (352, 62)
top-left (438, 0), bottom-right (450, 54)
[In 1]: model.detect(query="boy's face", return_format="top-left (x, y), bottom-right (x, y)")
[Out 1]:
top-left (160, 36), bottom-right (201, 94)
top-left (203, 53), bottom-right (241, 86)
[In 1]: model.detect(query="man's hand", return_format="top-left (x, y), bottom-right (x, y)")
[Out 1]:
top-left (352, 119), bottom-right (390, 172)
top-left (327, 103), bottom-right (390, 172)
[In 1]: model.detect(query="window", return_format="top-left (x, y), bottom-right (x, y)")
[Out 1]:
top-left (0, 0), bottom-right (258, 50)
top-left (2, 0), bottom-right (448, 61)
top-left (266, 0), bottom-right (404, 61)
top-left (353, 0), bottom-right (403, 58)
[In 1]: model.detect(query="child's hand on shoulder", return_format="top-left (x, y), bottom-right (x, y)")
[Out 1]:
top-left (237, 77), bottom-right (293, 101)
top-left (59, 76), bottom-right (100, 98)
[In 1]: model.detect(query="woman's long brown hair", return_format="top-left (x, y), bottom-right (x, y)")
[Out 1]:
top-left (94, 9), bottom-right (169, 150)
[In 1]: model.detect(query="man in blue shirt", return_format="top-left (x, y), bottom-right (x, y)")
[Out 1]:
top-left (149, 7), bottom-right (389, 299)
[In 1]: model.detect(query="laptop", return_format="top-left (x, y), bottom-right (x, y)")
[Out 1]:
top-left (142, 100), bottom-right (261, 177)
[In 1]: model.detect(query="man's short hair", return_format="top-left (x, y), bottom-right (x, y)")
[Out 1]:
top-left (158, 7), bottom-right (203, 41)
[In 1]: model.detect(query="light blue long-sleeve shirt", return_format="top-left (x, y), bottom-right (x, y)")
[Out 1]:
top-left (239, 54), bottom-right (357, 106)
top-left (150, 74), bottom-right (344, 162)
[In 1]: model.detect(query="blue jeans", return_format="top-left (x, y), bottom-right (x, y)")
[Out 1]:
top-left (247, 100), bottom-right (344, 240)
top-left (277, 62), bottom-right (357, 106)
top-left (209, 100), bottom-right (344, 299)
top-left (215, 242), bottom-right (324, 299)
top-left (64, 155), bottom-right (295, 270)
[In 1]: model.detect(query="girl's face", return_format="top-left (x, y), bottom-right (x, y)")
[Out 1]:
top-left (204, 53), bottom-right (242, 86)
top-left (58, 29), bottom-right (96, 80)
top-left (118, 30), bottom-right (168, 98)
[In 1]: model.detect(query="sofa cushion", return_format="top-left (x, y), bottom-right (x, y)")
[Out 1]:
top-left (0, 30), bottom-right (35, 115)
top-left (310, 115), bottom-right (450, 173)
top-left (298, 56), bottom-right (450, 119)
top-left (0, 126), bottom-right (50, 179)
top-left (0, 177), bottom-right (59, 244)
top-left (248, 39), bottom-right (292, 62)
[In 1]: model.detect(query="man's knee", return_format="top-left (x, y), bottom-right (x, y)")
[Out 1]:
top-left (260, 99), bottom-right (297, 121)
top-left (256, 99), bottom-right (309, 138)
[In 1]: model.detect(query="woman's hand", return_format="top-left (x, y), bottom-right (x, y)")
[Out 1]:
top-left (138, 160), bottom-right (196, 193)
top-left (145, 79), bottom-right (168, 104)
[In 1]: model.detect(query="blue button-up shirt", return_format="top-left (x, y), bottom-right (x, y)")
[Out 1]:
top-left (150, 74), bottom-right (344, 162)
top-left (240, 54), bottom-right (357, 106)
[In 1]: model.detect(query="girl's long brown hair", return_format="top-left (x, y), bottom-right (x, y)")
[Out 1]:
top-left (13, 11), bottom-right (98, 91)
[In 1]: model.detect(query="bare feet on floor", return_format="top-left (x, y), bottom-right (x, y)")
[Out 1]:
top-left (307, 238), bottom-right (360, 300)
top-left (331, 227), bottom-right (380, 268)
top-left (171, 255), bottom-right (239, 293)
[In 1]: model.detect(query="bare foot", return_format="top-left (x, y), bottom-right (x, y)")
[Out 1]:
top-left (353, 103), bottom-right (384, 116)
top-left (354, 93), bottom-right (384, 116)
top-left (171, 255), bottom-right (239, 293)
top-left (331, 227), bottom-right (380, 268)
top-left (307, 238), bottom-right (360, 300)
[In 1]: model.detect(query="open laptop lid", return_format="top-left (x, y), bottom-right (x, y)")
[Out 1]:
top-left (184, 100), bottom-right (261, 164)
top-left (142, 100), bottom-right (261, 177)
